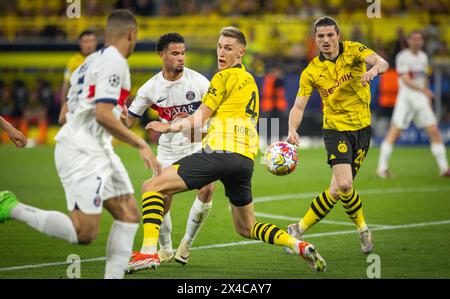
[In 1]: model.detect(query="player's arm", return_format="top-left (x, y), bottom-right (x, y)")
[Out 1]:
top-left (287, 95), bottom-right (309, 146)
top-left (125, 86), bottom-right (154, 128)
top-left (145, 104), bottom-right (213, 134)
top-left (60, 60), bottom-right (73, 108)
top-left (96, 103), bottom-right (159, 172)
top-left (94, 64), bottom-right (160, 172)
top-left (146, 72), bottom-right (222, 134)
top-left (361, 53), bottom-right (390, 87)
top-left (287, 68), bottom-right (313, 146)
top-left (58, 101), bottom-right (69, 125)
top-left (0, 115), bottom-right (27, 148)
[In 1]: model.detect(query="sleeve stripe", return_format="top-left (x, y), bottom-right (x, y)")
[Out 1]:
top-left (95, 98), bottom-right (118, 104)
top-left (128, 110), bottom-right (142, 118)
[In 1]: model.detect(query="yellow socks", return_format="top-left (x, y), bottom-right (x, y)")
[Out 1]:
top-left (251, 222), bottom-right (299, 252)
top-left (298, 189), bottom-right (338, 232)
top-left (141, 191), bottom-right (164, 254)
top-left (339, 188), bottom-right (368, 233)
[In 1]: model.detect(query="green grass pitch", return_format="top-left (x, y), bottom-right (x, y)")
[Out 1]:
top-left (0, 144), bottom-right (449, 279)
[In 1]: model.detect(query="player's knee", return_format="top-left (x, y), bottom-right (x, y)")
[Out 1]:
top-left (427, 125), bottom-right (441, 141)
top-left (77, 229), bottom-right (98, 244)
top-left (141, 179), bottom-right (162, 194)
top-left (198, 185), bottom-right (214, 203)
top-left (329, 187), bottom-right (340, 200)
top-left (116, 208), bottom-right (140, 223)
top-left (113, 199), bottom-right (140, 223)
top-left (338, 181), bottom-right (353, 194)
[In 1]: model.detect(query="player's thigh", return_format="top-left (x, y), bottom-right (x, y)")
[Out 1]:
top-left (103, 194), bottom-right (140, 223)
top-left (142, 165), bottom-right (189, 197)
top-left (322, 129), bottom-right (353, 167)
top-left (230, 201), bottom-right (256, 238)
top-left (170, 152), bottom-right (222, 195)
top-left (221, 154), bottom-right (254, 207)
top-left (351, 126), bottom-right (371, 176)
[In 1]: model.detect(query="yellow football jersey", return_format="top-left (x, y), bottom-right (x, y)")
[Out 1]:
top-left (298, 41), bottom-right (375, 131)
top-left (202, 64), bottom-right (259, 160)
top-left (63, 53), bottom-right (86, 82)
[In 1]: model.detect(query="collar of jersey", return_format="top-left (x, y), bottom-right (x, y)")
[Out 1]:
top-left (160, 71), bottom-right (185, 85)
top-left (319, 42), bottom-right (344, 63)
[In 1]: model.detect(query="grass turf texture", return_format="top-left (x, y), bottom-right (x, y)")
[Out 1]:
top-left (0, 145), bottom-right (449, 279)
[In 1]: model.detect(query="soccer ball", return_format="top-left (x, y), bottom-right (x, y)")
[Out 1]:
top-left (264, 141), bottom-right (299, 176)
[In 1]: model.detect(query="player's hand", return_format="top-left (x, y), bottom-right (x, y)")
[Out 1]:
top-left (361, 68), bottom-right (378, 87)
top-left (423, 88), bottom-right (433, 99)
top-left (120, 105), bottom-right (129, 126)
top-left (145, 121), bottom-right (170, 133)
top-left (172, 112), bottom-right (190, 122)
top-left (287, 130), bottom-right (300, 146)
top-left (7, 125), bottom-right (27, 148)
top-left (139, 142), bottom-right (161, 173)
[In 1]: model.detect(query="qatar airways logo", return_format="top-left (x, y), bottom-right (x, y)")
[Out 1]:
top-left (151, 102), bottom-right (201, 121)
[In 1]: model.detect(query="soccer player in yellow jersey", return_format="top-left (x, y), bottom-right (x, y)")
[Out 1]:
top-left (59, 30), bottom-right (97, 124)
top-left (140, 26), bottom-right (327, 272)
top-left (287, 16), bottom-right (389, 254)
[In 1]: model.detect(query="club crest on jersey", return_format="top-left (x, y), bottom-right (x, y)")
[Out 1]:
top-left (109, 74), bottom-right (120, 87)
top-left (186, 91), bottom-right (195, 101)
top-left (93, 195), bottom-right (101, 207)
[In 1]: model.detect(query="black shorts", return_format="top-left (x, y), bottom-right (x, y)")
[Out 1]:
top-left (174, 150), bottom-right (254, 207)
top-left (323, 126), bottom-right (371, 178)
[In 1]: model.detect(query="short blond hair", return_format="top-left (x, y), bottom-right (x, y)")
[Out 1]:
top-left (220, 26), bottom-right (246, 46)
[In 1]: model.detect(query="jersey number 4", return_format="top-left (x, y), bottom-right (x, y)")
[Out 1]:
top-left (245, 91), bottom-right (258, 119)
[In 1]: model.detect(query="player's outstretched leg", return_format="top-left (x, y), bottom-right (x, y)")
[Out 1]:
top-left (231, 203), bottom-right (326, 272)
top-left (285, 188), bottom-right (338, 253)
top-left (250, 222), bottom-right (326, 272)
top-left (0, 190), bottom-right (78, 243)
top-left (175, 184), bottom-right (213, 265)
top-left (339, 188), bottom-right (373, 254)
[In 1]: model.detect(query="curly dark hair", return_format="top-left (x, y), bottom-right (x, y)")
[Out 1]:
top-left (156, 33), bottom-right (185, 52)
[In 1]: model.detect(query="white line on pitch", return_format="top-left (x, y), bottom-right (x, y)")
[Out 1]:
top-left (1, 219), bottom-right (449, 272)
top-left (254, 212), bottom-right (392, 228)
top-left (0, 257), bottom-right (106, 272)
top-left (253, 186), bottom-right (450, 203)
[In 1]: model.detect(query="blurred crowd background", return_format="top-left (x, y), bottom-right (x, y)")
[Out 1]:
top-left (0, 0), bottom-right (449, 146)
